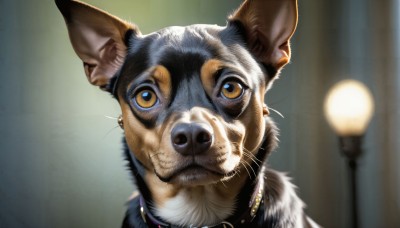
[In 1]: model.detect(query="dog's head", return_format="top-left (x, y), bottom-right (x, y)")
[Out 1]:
top-left (56, 0), bottom-right (297, 192)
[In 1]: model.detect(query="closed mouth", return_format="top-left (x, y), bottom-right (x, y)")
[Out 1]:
top-left (155, 164), bottom-right (236, 183)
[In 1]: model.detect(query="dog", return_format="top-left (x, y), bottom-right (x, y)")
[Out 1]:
top-left (55, 0), bottom-right (319, 227)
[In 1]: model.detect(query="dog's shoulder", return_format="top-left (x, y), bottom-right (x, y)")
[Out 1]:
top-left (261, 169), bottom-right (321, 228)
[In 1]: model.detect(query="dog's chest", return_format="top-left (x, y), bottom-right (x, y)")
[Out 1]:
top-left (154, 187), bottom-right (235, 226)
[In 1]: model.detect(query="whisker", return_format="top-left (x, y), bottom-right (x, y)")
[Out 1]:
top-left (242, 159), bottom-right (257, 178)
top-left (220, 178), bottom-right (228, 188)
top-left (234, 168), bottom-right (242, 178)
top-left (243, 151), bottom-right (261, 168)
top-left (240, 161), bottom-right (252, 178)
top-left (102, 125), bottom-right (120, 139)
top-left (232, 142), bottom-right (262, 165)
top-left (269, 107), bottom-right (284, 119)
top-left (245, 148), bottom-right (263, 163)
top-left (104, 115), bottom-right (118, 120)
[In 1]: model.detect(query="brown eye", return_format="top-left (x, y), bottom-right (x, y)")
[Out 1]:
top-left (135, 89), bottom-right (158, 109)
top-left (221, 81), bottom-right (244, 99)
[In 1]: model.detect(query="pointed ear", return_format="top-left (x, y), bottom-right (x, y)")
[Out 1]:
top-left (55, 0), bottom-right (140, 90)
top-left (230, 0), bottom-right (298, 72)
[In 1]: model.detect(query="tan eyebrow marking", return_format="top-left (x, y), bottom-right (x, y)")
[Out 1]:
top-left (152, 65), bottom-right (171, 99)
top-left (200, 59), bottom-right (224, 96)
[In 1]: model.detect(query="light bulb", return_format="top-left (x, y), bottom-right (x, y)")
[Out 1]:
top-left (324, 79), bottom-right (374, 136)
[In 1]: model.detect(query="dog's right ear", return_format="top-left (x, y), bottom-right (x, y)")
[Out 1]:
top-left (55, 0), bottom-right (140, 90)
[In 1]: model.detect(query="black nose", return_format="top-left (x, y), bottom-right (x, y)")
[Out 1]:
top-left (171, 123), bottom-right (213, 155)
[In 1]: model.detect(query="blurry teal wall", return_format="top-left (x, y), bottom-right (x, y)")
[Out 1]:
top-left (1, 0), bottom-right (399, 228)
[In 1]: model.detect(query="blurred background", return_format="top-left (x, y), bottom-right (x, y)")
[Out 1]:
top-left (0, 0), bottom-right (399, 227)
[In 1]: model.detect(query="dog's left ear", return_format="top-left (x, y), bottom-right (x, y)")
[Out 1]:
top-left (230, 0), bottom-right (298, 73)
top-left (55, 0), bottom-right (140, 90)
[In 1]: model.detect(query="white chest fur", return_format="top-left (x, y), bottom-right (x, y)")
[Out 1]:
top-left (155, 187), bottom-right (235, 227)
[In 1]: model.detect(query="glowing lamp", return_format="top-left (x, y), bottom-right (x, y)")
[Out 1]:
top-left (323, 79), bottom-right (374, 228)
top-left (324, 79), bottom-right (374, 136)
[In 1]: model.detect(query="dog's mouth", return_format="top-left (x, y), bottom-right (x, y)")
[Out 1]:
top-left (155, 164), bottom-right (237, 185)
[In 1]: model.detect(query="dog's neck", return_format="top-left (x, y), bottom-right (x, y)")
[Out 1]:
top-left (141, 169), bottom-right (265, 227)
top-left (154, 180), bottom-right (242, 226)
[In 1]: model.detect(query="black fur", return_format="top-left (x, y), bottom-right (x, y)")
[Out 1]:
top-left (113, 23), bottom-right (268, 130)
top-left (121, 119), bottom-right (316, 228)
top-left (56, 1), bottom-right (319, 227)
top-left (121, 123), bottom-right (273, 227)
top-left (116, 23), bottom-right (317, 228)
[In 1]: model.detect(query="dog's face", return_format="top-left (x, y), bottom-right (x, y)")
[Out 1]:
top-left (118, 24), bottom-right (268, 186)
top-left (56, 0), bottom-right (297, 188)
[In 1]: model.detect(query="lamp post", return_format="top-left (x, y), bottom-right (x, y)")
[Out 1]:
top-left (323, 79), bottom-right (374, 228)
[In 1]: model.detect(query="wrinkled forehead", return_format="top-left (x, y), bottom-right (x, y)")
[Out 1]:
top-left (150, 25), bottom-right (222, 58)
top-left (143, 25), bottom-right (223, 74)
top-left (115, 23), bottom-right (263, 97)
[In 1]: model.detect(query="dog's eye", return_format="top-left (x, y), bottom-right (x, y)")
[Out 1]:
top-left (135, 89), bottom-right (158, 109)
top-left (221, 81), bottom-right (244, 99)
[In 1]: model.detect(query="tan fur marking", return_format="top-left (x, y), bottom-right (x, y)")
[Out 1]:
top-left (200, 59), bottom-right (224, 96)
top-left (241, 88), bottom-right (266, 153)
top-left (152, 65), bottom-right (172, 100)
top-left (119, 60), bottom-right (268, 225)
top-left (145, 172), bottom-right (181, 206)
